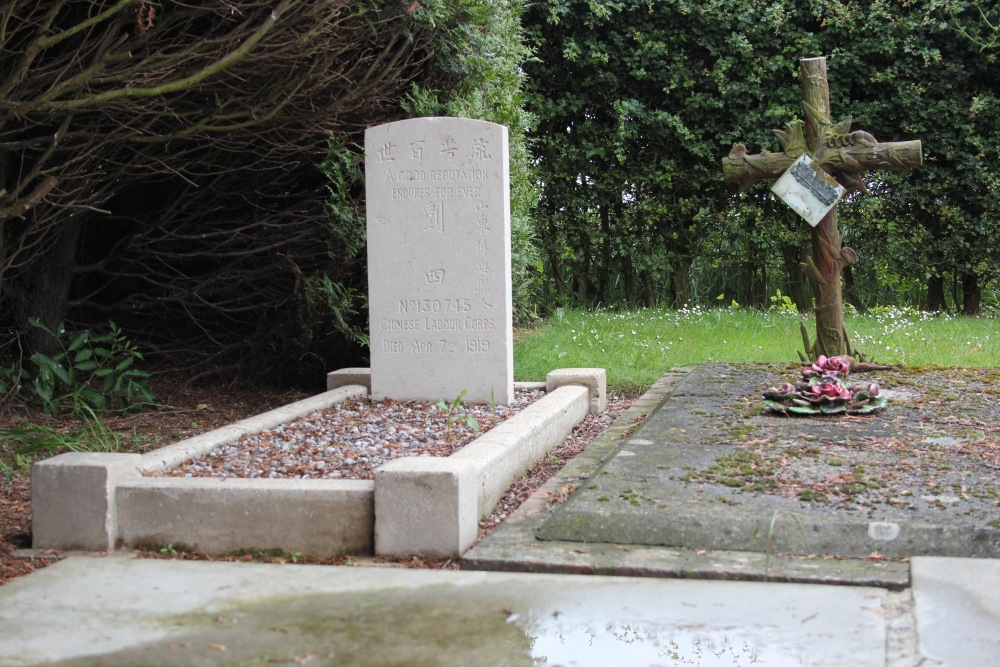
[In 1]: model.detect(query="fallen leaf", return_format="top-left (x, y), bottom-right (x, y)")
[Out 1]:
top-left (208, 643), bottom-right (226, 652)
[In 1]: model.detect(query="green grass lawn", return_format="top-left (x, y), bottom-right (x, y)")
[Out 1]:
top-left (514, 306), bottom-right (998, 393)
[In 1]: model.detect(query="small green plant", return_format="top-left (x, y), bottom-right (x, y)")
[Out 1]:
top-left (0, 404), bottom-right (130, 474)
top-left (437, 389), bottom-right (480, 439)
top-left (290, 550), bottom-right (303, 563)
top-left (768, 289), bottom-right (798, 313)
top-left (160, 544), bottom-right (179, 556)
top-left (754, 510), bottom-right (807, 580)
top-left (716, 294), bottom-right (740, 308)
top-left (19, 319), bottom-right (155, 415)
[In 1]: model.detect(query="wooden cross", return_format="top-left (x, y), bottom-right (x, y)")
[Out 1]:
top-left (722, 56), bottom-right (922, 362)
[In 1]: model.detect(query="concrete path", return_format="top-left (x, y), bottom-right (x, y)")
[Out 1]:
top-left (0, 555), bottom-right (996, 666)
top-left (0, 556), bottom-right (894, 666)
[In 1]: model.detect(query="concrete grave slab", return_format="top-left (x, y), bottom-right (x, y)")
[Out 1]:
top-left (538, 363), bottom-right (1000, 559)
top-left (466, 369), bottom-right (911, 590)
top-left (366, 117), bottom-right (513, 405)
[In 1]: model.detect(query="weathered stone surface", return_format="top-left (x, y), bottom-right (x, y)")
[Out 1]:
top-left (116, 477), bottom-right (375, 556)
top-left (365, 117), bottom-right (512, 404)
top-left (537, 363), bottom-right (1000, 559)
top-left (545, 368), bottom-right (606, 413)
top-left (375, 386), bottom-right (589, 558)
top-left (466, 368), bottom-right (910, 589)
top-left (911, 557), bottom-right (1000, 666)
top-left (31, 453), bottom-right (141, 551)
top-left (326, 367), bottom-right (371, 391)
top-left (375, 456), bottom-right (480, 558)
top-left (0, 559), bottom-right (894, 667)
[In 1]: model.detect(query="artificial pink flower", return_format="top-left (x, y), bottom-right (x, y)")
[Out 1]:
top-left (811, 355), bottom-right (850, 376)
top-left (849, 382), bottom-right (880, 398)
top-left (802, 381), bottom-right (853, 403)
top-left (762, 383), bottom-right (797, 400)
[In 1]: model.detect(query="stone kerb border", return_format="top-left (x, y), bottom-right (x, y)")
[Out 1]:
top-left (32, 369), bottom-right (606, 559)
top-left (31, 384), bottom-right (368, 554)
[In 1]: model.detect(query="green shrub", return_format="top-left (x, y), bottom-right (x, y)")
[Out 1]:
top-left (19, 319), bottom-right (155, 415)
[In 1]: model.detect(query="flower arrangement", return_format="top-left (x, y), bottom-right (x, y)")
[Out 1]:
top-left (763, 355), bottom-right (887, 416)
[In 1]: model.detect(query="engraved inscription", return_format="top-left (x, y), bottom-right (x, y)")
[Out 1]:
top-left (392, 186), bottom-right (429, 199)
top-left (398, 298), bottom-right (471, 314)
top-left (476, 202), bottom-right (490, 235)
top-left (790, 160), bottom-right (839, 206)
top-left (440, 136), bottom-right (458, 159)
top-left (430, 168), bottom-right (487, 181)
top-left (469, 137), bottom-right (490, 160)
top-left (378, 142), bottom-right (396, 162)
top-left (423, 201), bottom-right (443, 232)
top-left (466, 339), bottom-right (490, 353)
top-left (409, 140), bottom-right (425, 160)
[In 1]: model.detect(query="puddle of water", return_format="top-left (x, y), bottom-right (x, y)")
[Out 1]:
top-left (42, 578), bottom-right (880, 667)
top-left (523, 618), bottom-right (768, 666)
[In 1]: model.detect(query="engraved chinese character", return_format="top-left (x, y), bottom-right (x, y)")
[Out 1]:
top-left (440, 136), bottom-right (458, 159)
top-left (475, 240), bottom-right (488, 256)
top-left (410, 140), bottom-right (425, 161)
top-left (476, 201), bottom-right (490, 234)
top-left (477, 259), bottom-right (490, 275)
top-left (476, 278), bottom-right (492, 295)
top-left (423, 201), bottom-right (443, 232)
top-left (469, 137), bottom-right (490, 160)
top-left (378, 142), bottom-right (397, 162)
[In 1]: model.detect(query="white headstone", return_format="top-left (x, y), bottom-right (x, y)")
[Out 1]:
top-left (365, 117), bottom-right (513, 405)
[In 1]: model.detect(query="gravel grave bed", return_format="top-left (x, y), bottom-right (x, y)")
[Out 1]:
top-left (151, 389), bottom-right (546, 480)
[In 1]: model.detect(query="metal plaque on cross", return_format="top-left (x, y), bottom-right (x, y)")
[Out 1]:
top-left (770, 154), bottom-right (845, 227)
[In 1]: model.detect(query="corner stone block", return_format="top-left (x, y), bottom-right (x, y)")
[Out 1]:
top-left (31, 452), bottom-right (141, 551)
top-left (326, 367), bottom-right (371, 392)
top-left (546, 368), bottom-right (607, 413)
top-left (374, 457), bottom-right (479, 558)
